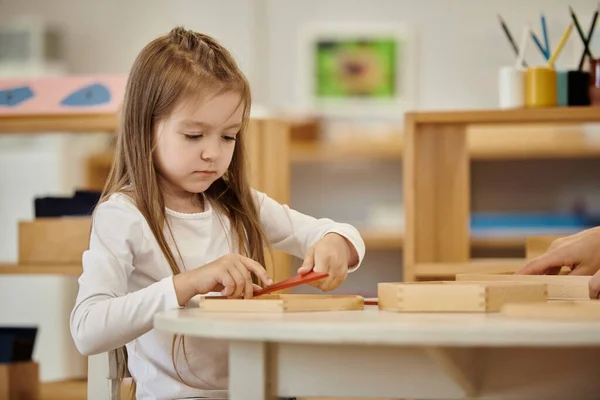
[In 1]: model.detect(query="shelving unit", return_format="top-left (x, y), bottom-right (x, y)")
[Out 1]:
top-left (291, 123), bottom-right (600, 163)
top-left (85, 119), bottom-right (600, 255)
top-left (403, 106), bottom-right (600, 281)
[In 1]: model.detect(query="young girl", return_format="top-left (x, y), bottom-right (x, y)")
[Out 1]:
top-left (70, 27), bottom-right (365, 400)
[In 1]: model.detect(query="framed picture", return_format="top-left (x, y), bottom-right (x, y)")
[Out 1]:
top-left (298, 22), bottom-right (417, 117)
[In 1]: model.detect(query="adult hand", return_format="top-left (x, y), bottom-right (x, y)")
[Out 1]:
top-left (515, 227), bottom-right (600, 298)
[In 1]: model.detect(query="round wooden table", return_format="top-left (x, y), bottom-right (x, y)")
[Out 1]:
top-left (154, 305), bottom-right (600, 399)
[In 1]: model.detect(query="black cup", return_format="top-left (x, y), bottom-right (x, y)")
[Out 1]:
top-left (567, 71), bottom-right (591, 106)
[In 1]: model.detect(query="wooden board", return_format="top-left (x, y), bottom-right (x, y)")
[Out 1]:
top-left (456, 273), bottom-right (590, 300)
top-left (198, 294), bottom-right (365, 313)
top-left (501, 300), bottom-right (600, 321)
top-left (378, 281), bottom-right (547, 313)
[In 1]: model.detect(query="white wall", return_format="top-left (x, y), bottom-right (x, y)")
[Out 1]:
top-left (268, 0), bottom-right (595, 110)
top-left (0, 0), bottom-right (598, 380)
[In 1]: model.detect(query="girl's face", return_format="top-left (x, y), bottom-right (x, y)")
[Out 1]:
top-left (154, 91), bottom-right (243, 199)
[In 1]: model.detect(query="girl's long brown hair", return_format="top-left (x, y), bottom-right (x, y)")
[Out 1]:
top-left (98, 26), bottom-right (270, 397)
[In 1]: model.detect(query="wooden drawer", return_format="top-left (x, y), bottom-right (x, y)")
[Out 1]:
top-left (18, 218), bottom-right (91, 264)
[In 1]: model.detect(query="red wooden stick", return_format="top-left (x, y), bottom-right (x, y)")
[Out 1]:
top-left (254, 271), bottom-right (329, 296)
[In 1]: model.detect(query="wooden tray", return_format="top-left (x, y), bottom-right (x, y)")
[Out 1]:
top-left (378, 281), bottom-right (547, 313)
top-left (455, 273), bottom-right (590, 300)
top-left (501, 300), bottom-right (600, 321)
top-left (198, 294), bottom-right (364, 313)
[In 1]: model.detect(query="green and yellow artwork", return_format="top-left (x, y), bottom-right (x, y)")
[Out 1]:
top-left (315, 38), bottom-right (398, 99)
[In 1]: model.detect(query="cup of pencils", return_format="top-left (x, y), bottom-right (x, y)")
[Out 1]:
top-left (525, 67), bottom-right (557, 108)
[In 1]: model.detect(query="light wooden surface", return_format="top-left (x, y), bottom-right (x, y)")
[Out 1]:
top-left (456, 273), bottom-right (590, 300)
top-left (155, 306), bottom-right (600, 399)
top-left (378, 281), bottom-right (547, 312)
top-left (501, 300), bottom-right (600, 321)
top-left (403, 107), bottom-right (600, 281)
top-left (154, 306), bottom-right (600, 346)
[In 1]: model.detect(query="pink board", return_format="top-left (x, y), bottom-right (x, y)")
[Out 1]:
top-left (0, 74), bottom-right (128, 115)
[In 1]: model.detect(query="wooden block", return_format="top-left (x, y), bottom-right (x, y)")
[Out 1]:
top-left (501, 300), bottom-right (600, 321)
top-left (198, 294), bottom-right (364, 313)
top-left (378, 281), bottom-right (547, 313)
top-left (18, 218), bottom-right (91, 264)
top-left (0, 361), bottom-right (40, 400)
top-left (456, 273), bottom-right (590, 300)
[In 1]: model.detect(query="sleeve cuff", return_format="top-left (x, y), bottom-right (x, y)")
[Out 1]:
top-left (323, 229), bottom-right (366, 273)
top-left (160, 276), bottom-right (182, 310)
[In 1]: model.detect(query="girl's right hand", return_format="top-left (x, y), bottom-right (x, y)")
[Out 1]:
top-left (173, 254), bottom-right (273, 306)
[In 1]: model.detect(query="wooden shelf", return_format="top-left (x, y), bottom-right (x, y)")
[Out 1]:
top-left (470, 236), bottom-right (525, 249)
top-left (0, 264), bottom-right (81, 276)
top-left (291, 137), bottom-right (403, 163)
top-left (468, 123), bottom-right (600, 160)
top-left (361, 230), bottom-right (404, 249)
top-left (407, 106), bottom-right (600, 125)
top-left (415, 259), bottom-right (525, 279)
top-left (0, 113), bottom-right (118, 134)
top-left (360, 230), bottom-right (526, 251)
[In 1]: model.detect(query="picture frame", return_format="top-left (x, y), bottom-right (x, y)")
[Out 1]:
top-left (297, 22), bottom-right (418, 118)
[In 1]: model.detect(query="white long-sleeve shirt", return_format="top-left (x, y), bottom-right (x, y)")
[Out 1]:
top-left (70, 189), bottom-right (365, 400)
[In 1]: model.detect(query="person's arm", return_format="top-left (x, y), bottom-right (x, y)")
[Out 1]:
top-left (252, 189), bottom-right (365, 272)
top-left (69, 196), bottom-right (180, 356)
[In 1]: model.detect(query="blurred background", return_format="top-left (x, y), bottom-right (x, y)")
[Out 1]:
top-left (1, 0), bottom-right (599, 393)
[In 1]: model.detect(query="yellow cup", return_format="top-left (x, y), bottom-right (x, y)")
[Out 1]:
top-left (525, 67), bottom-right (557, 107)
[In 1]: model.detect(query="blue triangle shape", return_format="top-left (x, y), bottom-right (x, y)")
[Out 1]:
top-left (60, 83), bottom-right (111, 107)
top-left (0, 86), bottom-right (35, 107)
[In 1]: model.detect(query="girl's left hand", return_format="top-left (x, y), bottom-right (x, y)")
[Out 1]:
top-left (297, 233), bottom-right (358, 292)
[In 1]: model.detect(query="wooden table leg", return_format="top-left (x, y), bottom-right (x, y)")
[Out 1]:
top-left (229, 341), bottom-right (275, 400)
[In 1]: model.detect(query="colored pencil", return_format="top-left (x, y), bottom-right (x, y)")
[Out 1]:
top-left (548, 23), bottom-right (574, 66)
top-left (531, 30), bottom-right (549, 60)
top-left (498, 15), bottom-right (520, 56)
top-left (541, 14), bottom-right (551, 59)
top-left (578, 4), bottom-right (599, 70)
top-left (570, 5), bottom-right (591, 70)
top-left (515, 25), bottom-right (530, 68)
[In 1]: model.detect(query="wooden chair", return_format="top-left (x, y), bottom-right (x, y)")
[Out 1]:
top-left (85, 118), bottom-right (293, 399)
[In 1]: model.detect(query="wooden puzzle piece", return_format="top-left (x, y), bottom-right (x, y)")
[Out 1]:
top-left (198, 294), bottom-right (364, 313)
top-left (378, 281), bottom-right (547, 313)
top-left (456, 273), bottom-right (590, 300)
